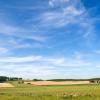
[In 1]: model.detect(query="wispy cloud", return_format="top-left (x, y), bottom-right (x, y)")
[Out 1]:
top-left (0, 47), bottom-right (9, 54)
top-left (0, 21), bottom-right (48, 50)
top-left (0, 56), bottom-right (42, 63)
top-left (49, 0), bottom-right (68, 7)
top-left (5, 5), bottom-right (47, 11)
top-left (0, 0), bottom-right (99, 79)
top-left (0, 23), bottom-right (19, 35)
top-left (37, 0), bottom-right (95, 43)
top-left (41, 0), bottom-right (86, 27)
top-left (0, 54), bottom-right (91, 67)
top-left (94, 50), bottom-right (100, 54)
top-left (0, 54), bottom-right (95, 79)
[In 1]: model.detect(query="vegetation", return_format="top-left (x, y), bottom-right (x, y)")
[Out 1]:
top-left (47, 78), bottom-right (100, 82)
top-left (33, 79), bottom-right (43, 81)
top-left (1, 76), bottom-right (100, 83)
top-left (0, 76), bottom-right (22, 83)
top-left (0, 76), bottom-right (100, 99)
top-left (47, 79), bottom-right (89, 81)
top-left (0, 81), bottom-right (100, 100)
top-left (89, 78), bottom-right (100, 83)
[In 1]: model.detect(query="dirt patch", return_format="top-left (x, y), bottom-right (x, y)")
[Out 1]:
top-left (25, 81), bottom-right (90, 86)
top-left (0, 83), bottom-right (14, 88)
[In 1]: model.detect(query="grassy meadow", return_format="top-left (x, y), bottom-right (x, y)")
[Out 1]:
top-left (0, 81), bottom-right (100, 100)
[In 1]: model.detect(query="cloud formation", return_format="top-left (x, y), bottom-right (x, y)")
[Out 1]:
top-left (0, 0), bottom-right (99, 79)
top-left (0, 53), bottom-right (98, 79)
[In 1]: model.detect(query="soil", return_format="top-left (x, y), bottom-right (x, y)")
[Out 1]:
top-left (0, 83), bottom-right (14, 88)
top-left (25, 81), bottom-right (90, 86)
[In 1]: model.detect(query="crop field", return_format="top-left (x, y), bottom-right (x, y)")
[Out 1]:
top-left (25, 81), bottom-right (90, 85)
top-left (0, 83), bottom-right (14, 88)
top-left (0, 81), bottom-right (100, 100)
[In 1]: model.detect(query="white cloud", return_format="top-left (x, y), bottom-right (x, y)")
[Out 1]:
top-left (14, 44), bottom-right (32, 49)
top-left (16, 34), bottom-right (47, 42)
top-left (0, 54), bottom-right (91, 67)
top-left (0, 0), bottom-right (98, 79)
top-left (63, 6), bottom-right (84, 16)
top-left (0, 54), bottom-right (97, 79)
top-left (44, 57), bottom-right (91, 67)
top-left (39, 0), bottom-right (95, 43)
top-left (41, 0), bottom-right (86, 28)
top-left (94, 50), bottom-right (100, 54)
top-left (5, 5), bottom-right (46, 10)
top-left (0, 62), bottom-right (57, 79)
top-left (0, 47), bottom-right (9, 54)
top-left (0, 24), bottom-right (19, 35)
top-left (49, 0), bottom-right (70, 7)
top-left (0, 56), bottom-right (42, 63)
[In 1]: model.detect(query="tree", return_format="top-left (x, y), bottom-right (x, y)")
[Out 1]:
top-left (0, 76), bottom-right (8, 83)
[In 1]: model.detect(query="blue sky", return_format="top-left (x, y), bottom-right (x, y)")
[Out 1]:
top-left (0, 0), bottom-right (100, 79)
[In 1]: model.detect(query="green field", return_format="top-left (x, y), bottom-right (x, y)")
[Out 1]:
top-left (0, 82), bottom-right (100, 100)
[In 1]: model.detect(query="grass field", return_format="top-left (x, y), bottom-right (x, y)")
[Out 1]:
top-left (0, 81), bottom-right (100, 100)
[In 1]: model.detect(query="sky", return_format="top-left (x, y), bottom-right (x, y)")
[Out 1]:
top-left (0, 0), bottom-right (100, 79)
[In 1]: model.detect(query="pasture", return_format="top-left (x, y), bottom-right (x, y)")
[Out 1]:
top-left (0, 81), bottom-right (100, 100)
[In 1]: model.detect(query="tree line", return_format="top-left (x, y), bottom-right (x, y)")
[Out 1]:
top-left (0, 76), bottom-right (22, 82)
top-left (1, 76), bottom-right (100, 84)
top-left (47, 78), bottom-right (100, 83)
top-left (33, 78), bottom-right (100, 83)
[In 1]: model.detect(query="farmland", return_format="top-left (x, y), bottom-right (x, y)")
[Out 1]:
top-left (0, 83), bottom-right (14, 88)
top-left (25, 81), bottom-right (90, 85)
top-left (0, 81), bottom-right (100, 100)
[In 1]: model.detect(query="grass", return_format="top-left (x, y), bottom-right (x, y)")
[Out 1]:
top-left (0, 81), bottom-right (100, 100)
